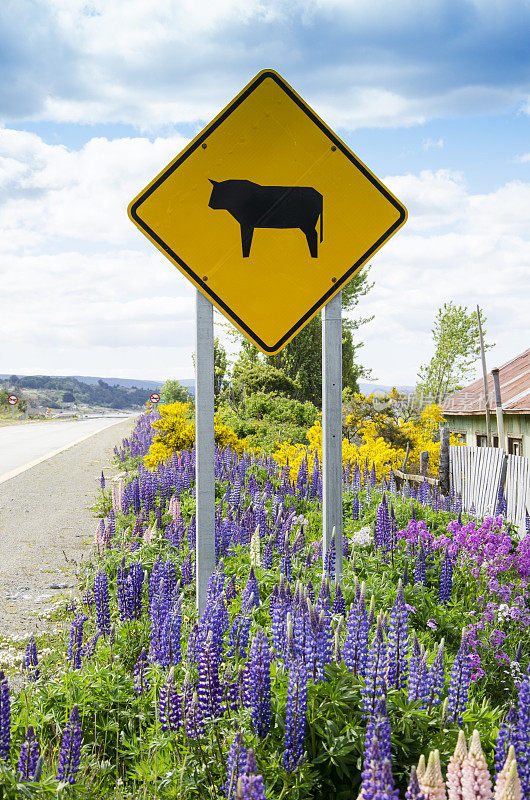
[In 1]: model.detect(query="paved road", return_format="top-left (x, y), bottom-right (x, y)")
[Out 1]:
top-left (0, 417), bottom-right (134, 484)
top-left (0, 417), bottom-right (135, 641)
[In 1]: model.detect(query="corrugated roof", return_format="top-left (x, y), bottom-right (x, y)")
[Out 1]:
top-left (442, 348), bottom-right (530, 414)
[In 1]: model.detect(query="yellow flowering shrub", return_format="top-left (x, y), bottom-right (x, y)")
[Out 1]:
top-left (144, 402), bottom-right (248, 469)
top-left (273, 400), bottom-right (461, 480)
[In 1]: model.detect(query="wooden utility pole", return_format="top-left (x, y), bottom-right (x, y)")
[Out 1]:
top-left (476, 305), bottom-right (492, 446)
top-left (492, 368), bottom-right (505, 452)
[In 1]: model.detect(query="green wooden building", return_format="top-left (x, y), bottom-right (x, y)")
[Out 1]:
top-left (442, 348), bottom-right (530, 455)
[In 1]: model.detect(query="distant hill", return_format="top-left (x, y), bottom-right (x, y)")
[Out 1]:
top-left (0, 374), bottom-right (188, 410)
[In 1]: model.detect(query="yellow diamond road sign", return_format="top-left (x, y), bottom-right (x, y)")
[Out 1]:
top-left (128, 69), bottom-right (407, 354)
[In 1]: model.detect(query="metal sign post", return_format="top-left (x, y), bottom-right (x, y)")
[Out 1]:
top-left (195, 290), bottom-right (216, 615)
top-left (322, 292), bottom-right (343, 583)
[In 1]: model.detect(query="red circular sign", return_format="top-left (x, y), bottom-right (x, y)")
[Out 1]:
top-left (8, 394), bottom-right (18, 405)
top-left (150, 393), bottom-right (160, 403)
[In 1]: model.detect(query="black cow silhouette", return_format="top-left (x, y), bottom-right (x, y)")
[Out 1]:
top-left (208, 179), bottom-right (323, 258)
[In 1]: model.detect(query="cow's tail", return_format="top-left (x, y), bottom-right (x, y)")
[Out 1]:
top-left (320, 198), bottom-right (323, 243)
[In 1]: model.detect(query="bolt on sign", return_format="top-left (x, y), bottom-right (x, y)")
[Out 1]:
top-left (128, 70), bottom-right (407, 354)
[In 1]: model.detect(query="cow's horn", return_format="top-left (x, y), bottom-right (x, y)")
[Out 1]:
top-left (209, 178), bottom-right (218, 186)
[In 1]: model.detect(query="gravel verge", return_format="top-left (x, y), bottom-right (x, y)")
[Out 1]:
top-left (0, 417), bottom-right (134, 641)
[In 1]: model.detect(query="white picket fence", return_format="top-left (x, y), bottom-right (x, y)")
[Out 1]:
top-left (449, 445), bottom-right (530, 536)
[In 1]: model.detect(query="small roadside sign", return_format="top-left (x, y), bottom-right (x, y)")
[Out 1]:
top-left (150, 393), bottom-right (160, 404)
top-left (128, 69), bottom-right (407, 355)
top-left (8, 395), bottom-right (18, 405)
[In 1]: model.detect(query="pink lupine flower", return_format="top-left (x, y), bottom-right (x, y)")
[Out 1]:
top-left (419, 750), bottom-right (446, 800)
top-left (447, 731), bottom-right (467, 800)
top-left (94, 519), bottom-right (105, 546)
top-left (462, 730), bottom-right (492, 800)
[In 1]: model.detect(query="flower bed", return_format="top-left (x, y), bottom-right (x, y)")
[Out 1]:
top-left (0, 412), bottom-right (529, 799)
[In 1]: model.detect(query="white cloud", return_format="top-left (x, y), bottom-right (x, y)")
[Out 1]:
top-left (422, 138), bottom-right (444, 150)
top-left (2, 0), bottom-right (530, 130)
top-left (514, 153), bottom-right (530, 163)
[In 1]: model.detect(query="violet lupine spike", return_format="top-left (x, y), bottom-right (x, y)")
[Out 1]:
top-left (246, 630), bottom-right (272, 739)
top-left (56, 705), bottom-right (82, 785)
top-left (68, 615), bottom-right (87, 670)
top-left (515, 669), bottom-right (530, 799)
top-left (225, 732), bottom-right (248, 799)
top-left (197, 632), bottom-right (222, 719)
top-left (343, 583), bottom-right (370, 677)
top-left (439, 550), bottom-right (454, 606)
top-left (425, 639), bottom-right (445, 710)
top-left (332, 584), bottom-right (346, 617)
top-left (407, 766), bottom-right (426, 800)
top-left (360, 734), bottom-right (383, 800)
top-left (0, 671), bottom-right (10, 764)
top-left (23, 636), bottom-right (40, 681)
top-left (316, 609), bottom-right (333, 682)
top-left (362, 615), bottom-right (388, 719)
top-left (495, 706), bottom-right (517, 777)
top-left (283, 658), bottom-right (308, 773)
top-left (17, 725), bottom-right (40, 781)
top-left (158, 667), bottom-right (182, 732)
top-left (93, 571), bottom-right (111, 635)
top-left (185, 693), bottom-right (205, 739)
top-left (236, 774), bottom-right (267, 800)
top-left (447, 630), bottom-right (472, 725)
top-left (133, 648), bottom-right (150, 695)
top-left (387, 579), bottom-right (409, 691)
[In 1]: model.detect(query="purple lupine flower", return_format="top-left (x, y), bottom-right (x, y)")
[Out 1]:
top-left (225, 732), bottom-right (248, 799)
top-left (414, 542), bottom-right (427, 586)
top-left (386, 579), bottom-right (409, 691)
top-left (439, 550), bottom-right (453, 605)
top-left (246, 630), bottom-right (272, 738)
top-left (17, 725), bottom-right (40, 781)
top-left (361, 615), bottom-right (388, 718)
top-left (81, 631), bottom-right (101, 661)
top-left (360, 733), bottom-right (383, 800)
top-left (181, 550), bottom-right (193, 586)
top-left (316, 609), bottom-right (333, 682)
top-left (22, 636), bottom-right (40, 681)
top-left (93, 571), bottom-right (111, 635)
top-left (447, 629), bottom-right (472, 724)
top-left (515, 668), bottom-right (530, 798)
top-left (100, 471), bottom-right (105, 490)
top-left (133, 648), bottom-right (150, 695)
top-left (0, 671), bottom-right (10, 764)
top-left (159, 602), bottom-right (182, 668)
top-left (227, 614), bottom-right (252, 660)
top-left (365, 696), bottom-right (392, 763)
top-left (332, 584), bottom-right (346, 617)
top-left (236, 774), bottom-right (267, 800)
top-left (324, 539), bottom-right (336, 579)
top-left (495, 705), bottom-right (517, 776)
top-left (225, 575), bottom-right (236, 601)
top-left (222, 665), bottom-right (239, 713)
top-left (56, 705), bottom-right (82, 785)
top-left (408, 651), bottom-right (429, 704)
top-left (185, 693), bottom-right (205, 739)
top-left (283, 658), bottom-right (308, 772)
top-left (425, 639), bottom-right (445, 710)
top-left (197, 632), bottom-right (222, 719)
top-left (406, 766), bottom-right (425, 800)
top-left (343, 582), bottom-right (370, 677)
top-left (158, 667), bottom-right (181, 732)
top-left (68, 615), bottom-right (87, 670)
top-left (242, 568), bottom-right (259, 609)
top-left (380, 758), bottom-right (399, 800)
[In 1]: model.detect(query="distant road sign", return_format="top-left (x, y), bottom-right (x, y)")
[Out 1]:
top-left (150, 393), bottom-right (160, 404)
top-left (8, 395), bottom-right (18, 405)
top-left (128, 69), bottom-right (407, 355)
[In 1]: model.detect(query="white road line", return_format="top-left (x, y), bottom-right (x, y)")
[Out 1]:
top-left (0, 418), bottom-right (131, 486)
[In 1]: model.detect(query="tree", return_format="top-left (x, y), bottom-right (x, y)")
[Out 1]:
top-left (161, 379), bottom-right (191, 405)
top-left (416, 302), bottom-right (493, 403)
top-left (214, 338), bottom-right (228, 405)
top-left (266, 268), bottom-right (374, 406)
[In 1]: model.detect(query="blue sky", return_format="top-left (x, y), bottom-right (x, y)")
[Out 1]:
top-left (1, 0), bottom-right (530, 386)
